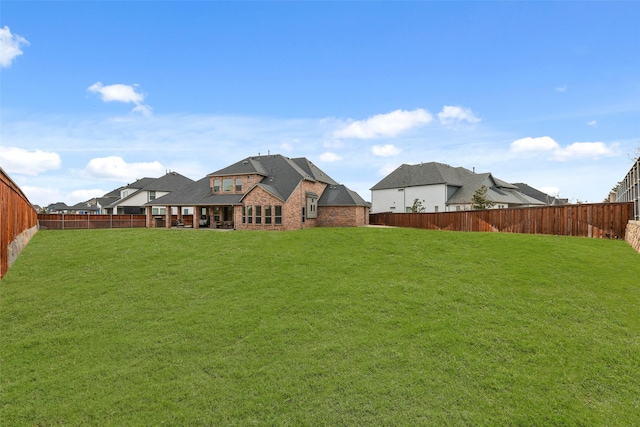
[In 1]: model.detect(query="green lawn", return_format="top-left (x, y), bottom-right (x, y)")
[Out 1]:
top-left (1, 227), bottom-right (639, 426)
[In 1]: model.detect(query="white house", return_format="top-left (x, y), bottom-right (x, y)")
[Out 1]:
top-left (370, 162), bottom-right (546, 214)
top-left (104, 172), bottom-right (194, 215)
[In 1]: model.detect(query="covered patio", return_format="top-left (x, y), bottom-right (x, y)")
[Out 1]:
top-left (144, 177), bottom-right (244, 229)
top-left (146, 204), bottom-right (238, 229)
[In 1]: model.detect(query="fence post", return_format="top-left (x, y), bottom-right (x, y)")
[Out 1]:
top-left (62, 213), bottom-right (65, 230)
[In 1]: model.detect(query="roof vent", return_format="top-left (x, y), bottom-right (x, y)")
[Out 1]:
top-left (242, 161), bottom-right (249, 165)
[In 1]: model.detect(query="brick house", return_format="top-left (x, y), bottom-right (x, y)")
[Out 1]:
top-left (146, 154), bottom-right (369, 230)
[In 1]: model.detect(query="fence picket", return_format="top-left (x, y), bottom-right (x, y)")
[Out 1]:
top-left (370, 203), bottom-right (634, 239)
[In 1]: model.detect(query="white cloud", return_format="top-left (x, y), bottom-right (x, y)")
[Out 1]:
top-left (333, 108), bottom-right (432, 139)
top-left (510, 137), bottom-right (618, 161)
top-left (69, 189), bottom-right (107, 203)
top-left (0, 26), bottom-right (29, 68)
top-left (372, 144), bottom-right (401, 157)
top-left (132, 104), bottom-right (153, 118)
top-left (510, 136), bottom-right (560, 153)
top-left (538, 186), bottom-right (560, 198)
top-left (21, 186), bottom-right (62, 206)
top-left (437, 106), bottom-right (480, 126)
top-left (88, 82), bottom-right (152, 116)
top-left (555, 85), bottom-right (567, 93)
top-left (587, 120), bottom-right (597, 127)
top-left (553, 142), bottom-right (617, 161)
top-left (378, 163), bottom-right (400, 176)
top-left (319, 152), bottom-right (342, 162)
top-left (280, 142), bottom-right (294, 151)
top-left (81, 156), bottom-right (165, 181)
top-left (0, 146), bottom-right (61, 175)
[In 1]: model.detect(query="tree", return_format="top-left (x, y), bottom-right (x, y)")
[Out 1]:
top-left (471, 185), bottom-right (495, 210)
top-left (410, 198), bottom-right (425, 213)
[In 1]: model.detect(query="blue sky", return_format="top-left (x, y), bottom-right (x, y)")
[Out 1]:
top-left (1, 1), bottom-right (639, 207)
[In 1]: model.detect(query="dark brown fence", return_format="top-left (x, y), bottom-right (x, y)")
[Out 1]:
top-left (370, 202), bottom-right (635, 239)
top-left (37, 214), bottom-right (196, 230)
top-left (1, 168), bottom-right (38, 279)
top-left (38, 214), bottom-right (148, 230)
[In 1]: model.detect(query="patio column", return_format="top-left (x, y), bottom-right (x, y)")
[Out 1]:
top-left (193, 206), bottom-right (199, 229)
top-left (145, 206), bottom-right (153, 228)
top-left (165, 205), bottom-right (171, 228)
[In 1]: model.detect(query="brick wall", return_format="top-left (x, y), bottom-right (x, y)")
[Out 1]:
top-left (317, 206), bottom-right (370, 227)
top-left (625, 221), bottom-right (640, 253)
top-left (239, 180), bottom-right (331, 231)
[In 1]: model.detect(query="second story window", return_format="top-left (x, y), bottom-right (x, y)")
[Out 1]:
top-left (235, 178), bottom-right (242, 191)
top-left (149, 191), bottom-right (156, 201)
top-left (223, 178), bottom-right (233, 192)
top-left (213, 179), bottom-right (220, 192)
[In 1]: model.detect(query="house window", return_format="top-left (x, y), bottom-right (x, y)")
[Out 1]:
top-left (214, 207), bottom-right (221, 223)
top-left (242, 206), bottom-right (246, 224)
top-left (456, 206), bottom-right (461, 211)
top-left (275, 206), bottom-right (282, 225)
top-left (213, 179), bottom-right (220, 192)
top-left (302, 207), bottom-right (306, 223)
top-left (149, 191), bottom-right (156, 201)
top-left (434, 206), bottom-right (439, 213)
top-left (183, 208), bottom-right (188, 215)
top-left (255, 205), bottom-right (262, 224)
top-left (223, 178), bottom-right (233, 192)
top-left (247, 205), bottom-right (253, 224)
top-left (235, 178), bottom-right (242, 192)
top-left (265, 205), bottom-right (272, 224)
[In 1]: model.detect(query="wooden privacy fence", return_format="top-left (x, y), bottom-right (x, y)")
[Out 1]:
top-left (38, 214), bottom-right (148, 230)
top-left (1, 167), bottom-right (38, 279)
top-left (370, 202), bottom-right (635, 239)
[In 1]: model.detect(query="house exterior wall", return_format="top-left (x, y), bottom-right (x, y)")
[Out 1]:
top-left (236, 186), bottom-right (285, 231)
top-left (615, 157), bottom-right (640, 220)
top-left (371, 184), bottom-right (447, 213)
top-left (235, 180), bottom-right (328, 231)
top-left (209, 174), bottom-right (263, 195)
top-left (317, 205), bottom-right (370, 227)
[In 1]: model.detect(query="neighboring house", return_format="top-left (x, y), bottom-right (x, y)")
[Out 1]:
top-left (46, 202), bottom-right (72, 213)
top-left (614, 156), bottom-right (640, 220)
top-left (67, 196), bottom-right (118, 214)
top-left (370, 162), bottom-right (546, 214)
top-left (146, 154), bottom-right (369, 230)
top-left (512, 183), bottom-right (568, 206)
top-left (104, 172), bottom-right (194, 215)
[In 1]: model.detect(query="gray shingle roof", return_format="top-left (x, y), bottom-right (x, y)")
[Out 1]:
top-left (150, 154), bottom-right (364, 207)
top-left (373, 162), bottom-right (546, 207)
top-left (106, 172), bottom-right (194, 208)
top-left (512, 183), bottom-right (568, 205)
top-left (209, 154), bottom-right (338, 202)
top-left (319, 185), bottom-right (369, 206)
top-left (370, 162), bottom-right (467, 190)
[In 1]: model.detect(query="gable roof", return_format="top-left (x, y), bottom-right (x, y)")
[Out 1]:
top-left (106, 172), bottom-right (194, 208)
top-left (512, 183), bottom-right (568, 205)
top-left (150, 154), bottom-right (367, 207)
top-left (145, 176), bottom-right (244, 206)
top-left (209, 154), bottom-right (338, 202)
top-left (370, 162), bottom-right (468, 190)
top-left (318, 184), bottom-right (369, 207)
top-left (372, 162), bottom-right (546, 207)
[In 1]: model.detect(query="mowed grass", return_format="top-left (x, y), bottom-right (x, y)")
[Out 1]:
top-left (1, 227), bottom-right (639, 426)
